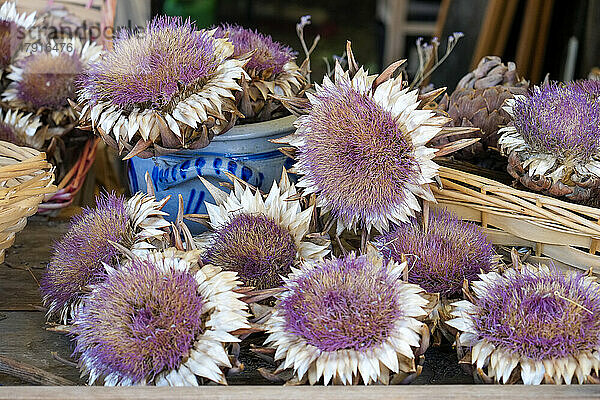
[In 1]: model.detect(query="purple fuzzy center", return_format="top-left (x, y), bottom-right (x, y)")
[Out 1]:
top-left (378, 208), bottom-right (494, 297)
top-left (39, 194), bottom-right (130, 315)
top-left (17, 52), bottom-right (83, 109)
top-left (571, 79), bottom-right (600, 98)
top-left (297, 80), bottom-right (419, 227)
top-left (281, 254), bottom-right (403, 352)
top-left (472, 268), bottom-right (600, 360)
top-left (206, 213), bottom-right (296, 289)
top-left (80, 16), bottom-right (219, 109)
top-left (73, 258), bottom-right (204, 383)
top-left (213, 24), bottom-right (296, 75)
top-left (513, 82), bottom-right (600, 162)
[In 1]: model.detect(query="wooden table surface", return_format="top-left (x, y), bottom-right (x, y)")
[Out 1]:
top-left (1, 219), bottom-right (599, 398)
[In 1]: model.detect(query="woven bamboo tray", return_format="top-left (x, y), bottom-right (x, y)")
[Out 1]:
top-left (0, 141), bottom-right (56, 263)
top-left (430, 166), bottom-right (600, 273)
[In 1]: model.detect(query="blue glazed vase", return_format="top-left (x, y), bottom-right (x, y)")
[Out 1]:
top-left (127, 115), bottom-right (296, 233)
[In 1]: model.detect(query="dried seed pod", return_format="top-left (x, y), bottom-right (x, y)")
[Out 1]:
top-left (435, 56), bottom-right (529, 161)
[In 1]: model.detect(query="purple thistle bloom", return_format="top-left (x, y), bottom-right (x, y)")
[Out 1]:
top-left (281, 254), bottom-right (403, 352)
top-left (17, 52), bottom-right (83, 109)
top-left (40, 193), bottom-right (130, 318)
top-left (206, 213), bottom-right (297, 289)
top-left (298, 79), bottom-right (419, 228)
top-left (80, 15), bottom-right (219, 109)
top-left (213, 24), bottom-right (296, 75)
top-left (569, 79), bottom-right (600, 99)
top-left (513, 81), bottom-right (600, 163)
top-left (72, 257), bottom-right (204, 383)
top-left (471, 267), bottom-right (600, 360)
top-left (377, 208), bottom-right (494, 297)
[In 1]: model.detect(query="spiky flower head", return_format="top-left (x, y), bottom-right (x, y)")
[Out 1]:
top-left (499, 81), bottom-right (600, 203)
top-left (72, 249), bottom-right (250, 386)
top-left (2, 38), bottom-right (102, 126)
top-left (377, 208), bottom-right (495, 297)
top-left (0, 108), bottom-right (43, 148)
top-left (265, 249), bottom-right (428, 385)
top-left (214, 24), bottom-right (296, 75)
top-left (77, 15), bottom-right (247, 157)
top-left (0, 2), bottom-right (36, 71)
top-left (40, 192), bottom-right (170, 323)
top-left (447, 264), bottom-right (600, 384)
top-left (197, 169), bottom-right (329, 290)
top-left (281, 63), bottom-right (449, 234)
top-left (213, 24), bottom-right (305, 120)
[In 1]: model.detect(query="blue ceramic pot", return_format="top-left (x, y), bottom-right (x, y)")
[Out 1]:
top-left (127, 115), bottom-right (296, 233)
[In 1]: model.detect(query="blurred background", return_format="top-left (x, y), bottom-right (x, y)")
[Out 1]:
top-left (144, 0), bottom-right (599, 88)
top-left (10, 0), bottom-right (600, 212)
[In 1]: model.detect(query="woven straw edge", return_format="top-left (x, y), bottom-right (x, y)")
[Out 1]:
top-left (0, 141), bottom-right (57, 262)
top-left (431, 166), bottom-right (600, 272)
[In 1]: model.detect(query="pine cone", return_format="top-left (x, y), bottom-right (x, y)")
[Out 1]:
top-left (455, 56), bottom-right (527, 90)
top-left (435, 57), bottom-right (528, 162)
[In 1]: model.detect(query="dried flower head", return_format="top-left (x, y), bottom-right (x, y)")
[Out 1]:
top-left (281, 63), bottom-right (448, 234)
top-left (499, 81), bottom-right (600, 203)
top-left (197, 169), bottom-right (329, 290)
top-left (3, 38), bottom-right (102, 125)
top-left (0, 2), bottom-right (36, 71)
top-left (213, 24), bottom-right (305, 121)
top-left (0, 108), bottom-right (42, 148)
top-left (512, 83), bottom-right (600, 161)
top-left (73, 249), bottom-right (249, 386)
top-left (40, 192), bottom-right (170, 323)
top-left (214, 24), bottom-right (296, 75)
top-left (205, 213), bottom-right (297, 289)
top-left (377, 208), bottom-right (495, 297)
top-left (78, 15), bottom-right (247, 157)
top-left (265, 250), bottom-right (428, 385)
top-left (448, 264), bottom-right (600, 384)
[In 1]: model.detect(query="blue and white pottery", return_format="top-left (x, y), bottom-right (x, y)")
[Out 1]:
top-left (127, 115), bottom-right (296, 233)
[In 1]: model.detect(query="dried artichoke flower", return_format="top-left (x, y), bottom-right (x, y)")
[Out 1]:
top-left (40, 192), bottom-right (170, 323)
top-left (213, 24), bottom-right (307, 122)
top-left (448, 264), bottom-right (600, 384)
top-left (72, 248), bottom-right (250, 386)
top-left (498, 81), bottom-right (600, 204)
top-left (196, 168), bottom-right (329, 290)
top-left (77, 16), bottom-right (248, 158)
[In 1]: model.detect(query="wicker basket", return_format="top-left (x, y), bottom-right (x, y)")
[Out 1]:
top-left (37, 137), bottom-right (99, 214)
top-left (430, 166), bottom-right (600, 273)
top-left (0, 141), bottom-right (56, 263)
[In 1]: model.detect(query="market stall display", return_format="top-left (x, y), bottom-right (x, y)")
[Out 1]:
top-left (1, 0), bottom-right (600, 394)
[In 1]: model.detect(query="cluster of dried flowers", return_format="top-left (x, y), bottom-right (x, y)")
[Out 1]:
top-left (38, 12), bottom-right (600, 387)
top-left (40, 190), bottom-right (250, 386)
top-left (76, 15), bottom-right (312, 158)
top-left (0, 1), bottom-right (102, 182)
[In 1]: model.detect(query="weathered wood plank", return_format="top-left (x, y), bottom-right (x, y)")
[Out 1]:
top-left (0, 311), bottom-right (82, 385)
top-left (0, 219), bottom-right (70, 311)
top-left (1, 385), bottom-right (599, 399)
